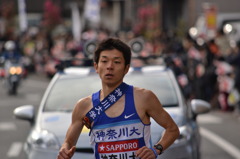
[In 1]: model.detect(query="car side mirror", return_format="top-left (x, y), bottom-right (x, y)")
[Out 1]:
top-left (13, 105), bottom-right (35, 124)
top-left (191, 99), bottom-right (211, 115)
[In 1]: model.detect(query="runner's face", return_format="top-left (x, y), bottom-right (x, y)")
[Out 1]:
top-left (94, 49), bottom-right (129, 86)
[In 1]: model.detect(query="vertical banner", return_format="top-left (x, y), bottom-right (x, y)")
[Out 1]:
top-left (203, 3), bottom-right (217, 30)
top-left (84, 0), bottom-right (101, 24)
top-left (70, 3), bottom-right (81, 42)
top-left (18, 0), bottom-right (28, 32)
top-left (202, 3), bottom-right (217, 39)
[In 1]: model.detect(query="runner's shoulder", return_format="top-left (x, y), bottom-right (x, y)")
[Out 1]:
top-left (133, 86), bottom-right (154, 98)
top-left (75, 95), bottom-right (93, 111)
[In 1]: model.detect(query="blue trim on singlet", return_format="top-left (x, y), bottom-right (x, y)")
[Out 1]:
top-left (93, 119), bottom-right (141, 129)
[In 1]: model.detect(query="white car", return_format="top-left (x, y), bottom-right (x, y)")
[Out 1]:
top-left (14, 64), bottom-right (210, 159)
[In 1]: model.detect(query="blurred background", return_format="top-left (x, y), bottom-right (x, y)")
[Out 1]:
top-left (0, 0), bottom-right (240, 159)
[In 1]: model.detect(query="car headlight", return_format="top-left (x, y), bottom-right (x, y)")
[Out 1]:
top-left (174, 125), bottom-right (192, 144)
top-left (28, 129), bottom-right (60, 150)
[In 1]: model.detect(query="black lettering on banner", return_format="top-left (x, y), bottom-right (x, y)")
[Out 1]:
top-left (129, 152), bottom-right (137, 159)
top-left (100, 152), bottom-right (137, 159)
top-left (119, 153), bottom-right (128, 159)
top-left (100, 154), bottom-right (108, 159)
top-left (109, 154), bottom-right (118, 159)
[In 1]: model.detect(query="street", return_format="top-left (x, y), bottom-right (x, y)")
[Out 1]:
top-left (0, 74), bottom-right (49, 159)
top-left (198, 111), bottom-right (240, 159)
top-left (0, 74), bottom-right (240, 159)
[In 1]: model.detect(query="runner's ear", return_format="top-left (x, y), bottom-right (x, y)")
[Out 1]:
top-left (94, 62), bottom-right (98, 73)
top-left (124, 64), bottom-right (130, 74)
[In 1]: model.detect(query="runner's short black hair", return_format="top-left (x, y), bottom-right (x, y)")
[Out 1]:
top-left (94, 38), bottom-right (132, 66)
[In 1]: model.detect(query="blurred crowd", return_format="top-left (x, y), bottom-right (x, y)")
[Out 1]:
top-left (0, 25), bottom-right (240, 115)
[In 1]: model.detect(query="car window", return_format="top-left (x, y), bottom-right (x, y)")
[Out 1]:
top-left (43, 73), bottom-right (178, 112)
top-left (44, 76), bottom-right (101, 112)
top-left (124, 74), bottom-right (178, 107)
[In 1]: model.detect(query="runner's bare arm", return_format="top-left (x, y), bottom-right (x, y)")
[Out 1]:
top-left (145, 89), bottom-right (179, 151)
top-left (57, 97), bottom-right (92, 159)
top-left (135, 88), bottom-right (179, 158)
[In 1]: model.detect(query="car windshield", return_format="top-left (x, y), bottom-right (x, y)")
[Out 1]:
top-left (43, 73), bottom-right (179, 112)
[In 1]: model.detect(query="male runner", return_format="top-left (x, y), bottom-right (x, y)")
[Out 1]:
top-left (57, 38), bottom-right (179, 159)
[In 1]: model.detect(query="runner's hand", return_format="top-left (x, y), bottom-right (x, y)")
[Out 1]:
top-left (136, 146), bottom-right (157, 159)
top-left (57, 146), bottom-right (76, 159)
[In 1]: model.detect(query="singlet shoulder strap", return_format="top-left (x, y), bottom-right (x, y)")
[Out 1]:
top-left (124, 85), bottom-right (136, 113)
top-left (92, 91), bottom-right (100, 107)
